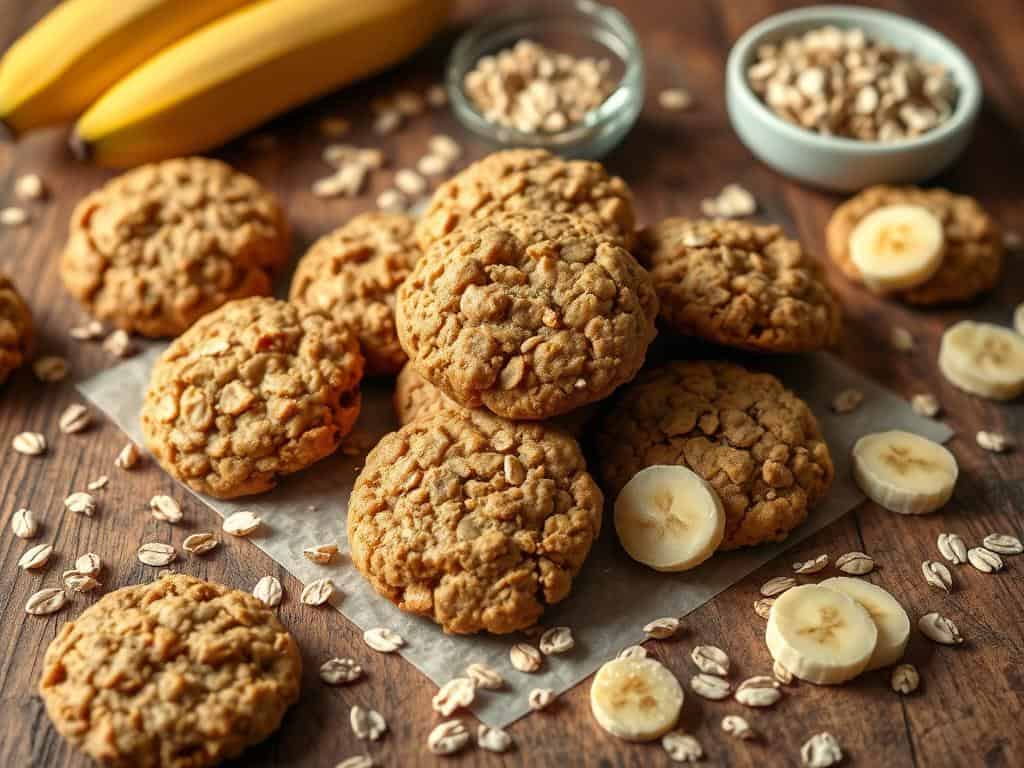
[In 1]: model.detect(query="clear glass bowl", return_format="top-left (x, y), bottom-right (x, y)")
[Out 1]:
top-left (446, 0), bottom-right (644, 159)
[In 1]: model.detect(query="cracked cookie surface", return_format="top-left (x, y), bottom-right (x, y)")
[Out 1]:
top-left (348, 408), bottom-right (603, 634)
top-left (396, 210), bottom-right (658, 420)
top-left (638, 218), bottom-right (841, 352)
top-left (0, 273), bottom-right (32, 384)
top-left (61, 157), bottom-right (289, 337)
top-left (39, 574), bottom-right (301, 768)
top-left (826, 185), bottom-right (1003, 305)
top-left (597, 361), bottom-right (834, 550)
top-left (415, 148), bottom-right (636, 251)
top-left (142, 297), bottom-right (363, 498)
top-left (290, 212), bottom-right (418, 376)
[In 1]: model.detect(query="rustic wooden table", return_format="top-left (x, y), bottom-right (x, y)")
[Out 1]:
top-left (1, 0), bottom-right (1021, 766)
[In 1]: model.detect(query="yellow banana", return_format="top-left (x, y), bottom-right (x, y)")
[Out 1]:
top-left (73, 0), bottom-right (452, 167)
top-left (0, 0), bottom-right (254, 136)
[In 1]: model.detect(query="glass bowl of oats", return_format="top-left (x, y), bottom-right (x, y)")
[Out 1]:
top-left (447, 0), bottom-right (644, 159)
top-left (725, 5), bottom-right (981, 191)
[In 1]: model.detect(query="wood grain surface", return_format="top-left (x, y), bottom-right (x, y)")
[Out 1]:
top-left (1, 1), bottom-right (1022, 766)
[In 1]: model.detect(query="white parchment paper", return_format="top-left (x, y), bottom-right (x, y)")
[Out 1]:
top-left (79, 348), bottom-right (951, 728)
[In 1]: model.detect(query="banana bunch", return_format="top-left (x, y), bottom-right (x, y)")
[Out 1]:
top-left (0, 0), bottom-right (451, 165)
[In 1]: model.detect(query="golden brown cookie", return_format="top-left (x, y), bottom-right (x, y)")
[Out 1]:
top-left (638, 218), bottom-right (841, 353)
top-left (348, 408), bottom-right (603, 634)
top-left (142, 297), bottom-right (363, 498)
top-left (597, 361), bottom-right (834, 550)
top-left (415, 148), bottom-right (636, 251)
top-left (40, 574), bottom-right (301, 768)
top-left (826, 185), bottom-right (1003, 305)
top-left (397, 210), bottom-right (658, 420)
top-left (290, 212), bottom-right (418, 376)
top-left (0, 273), bottom-right (32, 384)
top-left (61, 157), bottom-right (290, 337)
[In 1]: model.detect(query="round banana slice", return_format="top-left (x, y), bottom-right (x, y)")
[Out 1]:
top-left (938, 321), bottom-right (1024, 401)
top-left (819, 577), bottom-right (910, 670)
top-left (848, 204), bottom-right (945, 293)
top-left (613, 465), bottom-right (725, 572)
top-left (852, 430), bottom-right (957, 515)
top-left (590, 657), bottom-right (684, 741)
top-left (765, 584), bottom-right (877, 685)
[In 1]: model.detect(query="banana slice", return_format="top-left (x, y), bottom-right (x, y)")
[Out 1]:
top-left (852, 430), bottom-right (957, 515)
top-left (613, 465), bottom-right (725, 572)
top-left (819, 577), bottom-right (910, 670)
top-left (590, 657), bottom-right (684, 741)
top-left (938, 321), bottom-right (1024, 401)
top-left (848, 204), bottom-right (945, 293)
top-left (765, 584), bottom-right (877, 685)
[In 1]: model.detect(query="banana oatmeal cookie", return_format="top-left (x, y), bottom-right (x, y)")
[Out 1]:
top-left (598, 361), bottom-right (834, 550)
top-left (826, 185), bottom-right (1003, 304)
top-left (290, 212), bottom-right (418, 376)
top-left (348, 408), bottom-right (603, 634)
top-left (142, 297), bottom-right (363, 498)
top-left (397, 210), bottom-right (658, 420)
top-left (0, 273), bottom-right (32, 384)
top-left (61, 157), bottom-right (290, 337)
top-left (638, 218), bottom-right (841, 352)
top-left (415, 148), bottom-right (636, 251)
top-left (40, 574), bottom-right (301, 768)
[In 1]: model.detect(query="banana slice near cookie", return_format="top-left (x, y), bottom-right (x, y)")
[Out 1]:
top-left (852, 430), bottom-right (957, 515)
top-left (613, 465), bottom-right (725, 572)
top-left (938, 320), bottom-right (1024, 401)
top-left (766, 584), bottom-right (878, 685)
top-left (590, 657), bottom-right (684, 741)
top-left (848, 204), bottom-right (945, 292)
top-left (819, 577), bottom-right (910, 670)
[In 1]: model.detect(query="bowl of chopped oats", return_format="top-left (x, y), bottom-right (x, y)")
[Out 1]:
top-left (725, 5), bottom-right (981, 192)
top-left (446, 0), bottom-right (644, 159)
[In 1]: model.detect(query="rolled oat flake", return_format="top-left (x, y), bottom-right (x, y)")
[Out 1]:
top-left (350, 705), bottom-right (386, 741)
top-left (63, 569), bottom-right (101, 592)
top-left (721, 715), bottom-right (755, 740)
top-left (64, 491), bottom-right (96, 516)
top-left (182, 532), bottom-right (219, 555)
top-left (982, 533), bottom-right (1022, 555)
top-left (690, 673), bottom-right (731, 700)
top-left (618, 645), bottom-right (648, 660)
top-left (921, 560), bottom-right (953, 592)
top-left (75, 552), bottom-right (101, 575)
top-left (967, 547), bottom-right (1003, 573)
top-left (149, 494), bottom-right (183, 523)
top-left (662, 730), bottom-right (703, 762)
top-left (137, 542), bottom-right (177, 567)
top-left (835, 551), bottom-right (874, 575)
top-left (12, 508), bottom-right (38, 539)
top-left (760, 576), bottom-right (797, 597)
top-left (691, 644), bottom-right (730, 676)
top-left (12, 431), bottom-right (46, 456)
top-left (253, 575), bottom-right (283, 607)
top-left (735, 676), bottom-right (782, 708)
top-left (918, 612), bottom-right (963, 645)
top-left (223, 510), bottom-right (262, 536)
top-left (364, 627), bottom-right (404, 653)
top-left (477, 724), bottom-right (513, 753)
top-left (18, 542), bottom-right (53, 570)
top-left (538, 626), bottom-right (574, 655)
top-left (26, 587), bottom-right (68, 616)
top-left (510, 642), bottom-right (543, 672)
top-left (937, 532), bottom-right (967, 564)
top-left (802, 732), bottom-right (843, 768)
top-left (300, 578), bottom-right (335, 606)
top-left (320, 657), bottom-right (362, 685)
top-left (793, 554), bottom-right (830, 574)
top-left (466, 662), bottom-right (504, 689)
top-left (891, 663), bottom-right (920, 694)
top-left (428, 720), bottom-right (470, 755)
top-left (528, 687), bottom-right (556, 711)
top-left (433, 677), bottom-right (476, 716)
top-left (643, 616), bottom-right (682, 639)
top-left (754, 597), bottom-right (775, 619)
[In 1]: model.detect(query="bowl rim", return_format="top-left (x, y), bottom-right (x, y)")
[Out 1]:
top-left (726, 3), bottom-right (982, 155)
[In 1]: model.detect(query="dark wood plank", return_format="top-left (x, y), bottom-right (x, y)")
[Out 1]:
top-left (1, 1), bottom-right (1022, 766)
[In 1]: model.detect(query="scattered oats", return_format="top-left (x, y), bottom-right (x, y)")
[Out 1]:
top-left (375, 188), bottom-right (406, 212)
top-left (247, 132), bottom-right (278, 151)
top-left (658, 87), bottom-right (693, 111)
top-left (690, 645), bottom-right (730, 676)
top-left (831, 388), bottom-right (864, 414)
top-left (15, 173), bottom-right (46, 200)
top-left (918, 611), bottom-right (963, 645)
top-left (937, 532), bottom-right (967, 565)
top-left (722, 715), bottom-right (755, 740)
top-left (321, 657), bottom-right (363, 685)
top-left (760, 576), bottom-right (797, 597)
top-left (1004, 230), bottom-right (1022, 251)
top-left (18, 542), bottom-right (53, 570)
top-left (510, 642), bottom-right (543, 672)
top-left (319, 116), bottom-right (350, 138)
top-left (539, 626), bottom-right (574, 655)
top-left (86, 475), bottom-right (108, 491)
top-left (222, 510), bottom-right (262, 536)
top-left (967, 546), bottom-right (1003, 573)
top-left (58, 403), bottom-right (91, 434)
top-left (662, 730), bottom-right (702, 762)
top-left (701, 183), bottom-right (756, 218)
top-left (115, 441), bottom-right (140, 469)
top-left (922, 559), bottom-right (953, 592)
top-left (33, 356), bottom-right (68, 383)
top-left (773, 659), bottom-right (794, 685)
top-left (835, 551), bottom-right (874, 575)
top-left (433, 677), bottom-right (476, 716)
top-left (477, 725), bottom-right (513, 753)
top-left (183, 532), bottom-right (219, 556)
top-left (301, 578), bottom-right (335, 606)
top-left (69, 320), bottom-right (105, 341)
top-left (466, 662), bottom-right (504, 689)
top-left (12, 431), bottom-right (46, 456)
top-left (253, 575), bottom-right (283, 607)
top-left (149, 495), bottom-right (183, 523)
top-left (428, 720), bottom-right (469, 756)
top-left (25, 587), bottom-right (67, 616)
top-left (350, 705), bottom-right (387, 741)
top-left (976, 430), bottom-right (1012, 453)
top-left (618, 645), bottom-right (648, 660)
top-left (793, 554), bottom-right (830, 574)
top-left (983, 533), bottom-right (1022, 555)
top-left (735, 675), bottom-right (782, 707)
top-left (62, 569), bottom-right (101, 592)
top-left (12, 508), bottom-right (38, 539)
top-left (891, 663), bottom-right (919, 694)
top-left (335, 757), bottom-right (374, 768)
top-left (802, 732), bottom-right (843, 768)
top-left (644, 616), bottom-right (682, 639)
top-left (416, 153), bottom-right (450, 177)
top-left (364, 627), bottom-right (404, 653)
top-left (303, 543), bottom-right (339, 564)
top-left (64, 491), bottom-right (96, 517)
top-left (373, 110), bottom-right (402, 135)
top-left (754, 597), bottom-right (775, 619)
top-left (75, 552), bottom-right (101, 576)
top-left (911, 393), bottom-right (941, 417)
top-left (428, 134), bottom-right (461, 160)
top-left (690, 673), bottom-right (731, 700)
top-left (394, 168), bottom-right (426, 197)
top-left (394, 89), bottom-right (425, 116)
top-left (528, 688), bottom-right (556, 711)
top-left (0, 206), bottom-right (28, 226)
top-left (891, 327), bottom-right (915, 351)
top-left (426, 84), bottom-right (448, 108)
top-left (137, 542), bottom-right (177, 567)
top-left (103, 329), bottom-right (135, 358)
